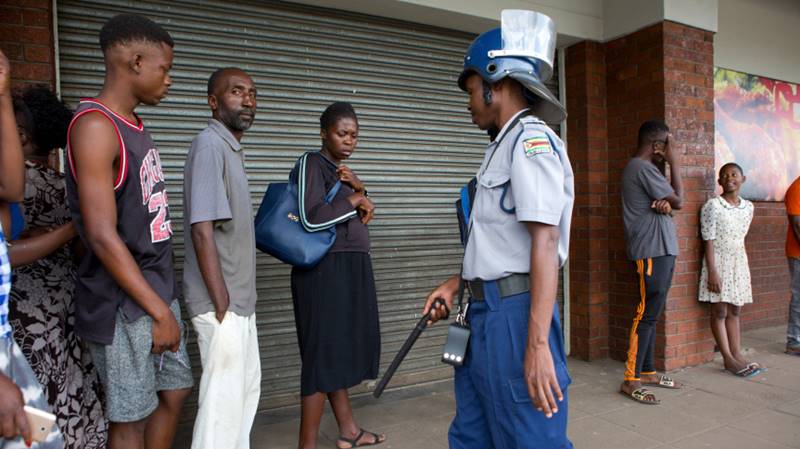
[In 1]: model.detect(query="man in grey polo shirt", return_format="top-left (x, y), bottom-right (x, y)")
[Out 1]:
top-left (619, 120), bottom-right (684, 405)
top-left (182, 67), bottom-right (260, 449)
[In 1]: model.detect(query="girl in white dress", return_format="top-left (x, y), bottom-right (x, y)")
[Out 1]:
top-left (699, 163), bottom-right (762, 377)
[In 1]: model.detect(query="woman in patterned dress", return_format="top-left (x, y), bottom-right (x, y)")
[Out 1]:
top-left (0, 50), bottom-right (64, 449)
top-left (698, 162), bottom-right (761, 377)
top-left (7, 86), bottom-right (107, 448)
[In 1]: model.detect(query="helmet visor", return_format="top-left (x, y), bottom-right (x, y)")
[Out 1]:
top-left (490, 10), bottom-right (556, 82)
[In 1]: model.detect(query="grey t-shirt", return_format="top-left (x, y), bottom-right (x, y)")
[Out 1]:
top-left (182, 119), bottom-right (257, 318)
top-left (621, 157), bottom-right (679, 261)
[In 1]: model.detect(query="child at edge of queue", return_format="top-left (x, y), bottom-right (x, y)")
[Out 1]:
top-left (699, 162), bottom-right (763, 377)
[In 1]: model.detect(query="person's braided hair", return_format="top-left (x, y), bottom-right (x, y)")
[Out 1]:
top-left (13, 85), bottom-right (73, 157)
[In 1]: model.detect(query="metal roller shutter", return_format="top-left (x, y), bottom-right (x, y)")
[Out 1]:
top-left (57, 0), bottom-right (563, 415)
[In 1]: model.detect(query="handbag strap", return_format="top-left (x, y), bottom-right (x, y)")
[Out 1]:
top-left (325, 179), bottom-right (343, 202)
top-left (297, 152), bottom-right (357, 232)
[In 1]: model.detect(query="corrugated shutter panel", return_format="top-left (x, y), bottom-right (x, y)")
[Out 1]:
top-left (57, 0), bottom-right (562, 415)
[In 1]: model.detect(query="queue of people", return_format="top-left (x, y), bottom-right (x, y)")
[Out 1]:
top-left (0, 7), bottom-right (797, 449)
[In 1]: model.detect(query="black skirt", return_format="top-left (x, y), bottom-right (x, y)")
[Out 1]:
top-left (291, 251), bottom-right (380, 396)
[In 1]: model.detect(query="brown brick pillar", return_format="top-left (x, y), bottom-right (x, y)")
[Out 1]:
top-left (661, 22), bottom-right (716, 370)
top-left (568, 21), bottom-right (717, 371)
top-left (566, 41), bottom-right (610, 361)
top-left (0, 0), bottom-right (56, 88)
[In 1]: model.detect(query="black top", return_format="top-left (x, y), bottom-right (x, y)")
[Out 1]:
top-left (300, 152), bottom-right (370, 253)
top-left (66, 99), bottom-right (176, 345)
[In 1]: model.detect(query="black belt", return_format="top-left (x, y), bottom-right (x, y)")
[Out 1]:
top-left (466, 273), bottom-right (529, 301)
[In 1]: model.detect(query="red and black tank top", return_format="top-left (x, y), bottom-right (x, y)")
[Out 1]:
top-left (66, 99), bottom-right (176, 345)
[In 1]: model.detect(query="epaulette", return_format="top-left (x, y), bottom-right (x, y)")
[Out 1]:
top-left (519, 115), bottom-right (546, 126)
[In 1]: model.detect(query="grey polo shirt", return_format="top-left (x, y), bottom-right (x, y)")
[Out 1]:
top-left (621, 157), bottom-right (679, 261)
top-left (182, 119), bottom-right (257, 318)
top-left (462, 111), bottom-right (575, 281)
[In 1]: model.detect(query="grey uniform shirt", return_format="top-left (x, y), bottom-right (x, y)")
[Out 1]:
top-left (462, 111), bottom-right (575, 281)
top-left (182, 119), bottom-right (257, 318)
top-left (621, 157), bottom-right (679, 261)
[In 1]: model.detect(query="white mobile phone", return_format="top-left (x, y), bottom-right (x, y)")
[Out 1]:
top-left (23, 405), bottom-right (56, 443)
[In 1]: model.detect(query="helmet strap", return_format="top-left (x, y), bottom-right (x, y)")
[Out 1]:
top-left (482, 80), bottom-right (493, 105)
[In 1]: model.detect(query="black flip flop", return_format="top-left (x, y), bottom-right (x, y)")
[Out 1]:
top-left (336, 428), bottom-right (386, 448)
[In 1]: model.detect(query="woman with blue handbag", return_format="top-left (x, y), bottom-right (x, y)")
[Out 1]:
top-left (291, 102), bottom-right (384, 449)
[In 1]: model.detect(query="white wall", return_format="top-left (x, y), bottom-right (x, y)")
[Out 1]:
top-left (289, 0), bottom-right (603, 45)
top-left (715, 0), bottom-right (800, 83)
top-left (603, 0), bottom-right (717, 41)
top-left (290, 0), bottom-right (723, 46)
top-left (603, 0), bottom-right (664, 41)
top-left (665, 0), bottom-right (718, 33)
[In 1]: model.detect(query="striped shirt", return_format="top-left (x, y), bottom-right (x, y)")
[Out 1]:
top-left (0, 221), bottom-right (11, 338)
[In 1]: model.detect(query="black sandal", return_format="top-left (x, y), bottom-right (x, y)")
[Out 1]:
top-left (336, 428), bottom-right (386, 448)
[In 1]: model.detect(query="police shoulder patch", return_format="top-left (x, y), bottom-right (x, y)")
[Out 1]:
top-left (522, 132), bottom-right (552, 158)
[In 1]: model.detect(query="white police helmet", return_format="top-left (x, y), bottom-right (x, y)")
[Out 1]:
top-left (457, 10), bottom-right (566, 123)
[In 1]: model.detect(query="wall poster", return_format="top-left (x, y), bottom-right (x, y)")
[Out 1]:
top-left (714, 67), bottom-right (800, 201)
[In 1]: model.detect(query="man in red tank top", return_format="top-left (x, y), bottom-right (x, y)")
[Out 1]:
top-left (65, 14), bottom-right (192, 449)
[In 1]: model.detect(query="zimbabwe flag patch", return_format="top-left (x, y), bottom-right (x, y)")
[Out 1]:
top-left (523, 134), bottom-right (552, 157)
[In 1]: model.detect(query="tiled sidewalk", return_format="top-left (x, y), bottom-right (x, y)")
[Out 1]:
top-left (179, 325), bottom-right (800, 448)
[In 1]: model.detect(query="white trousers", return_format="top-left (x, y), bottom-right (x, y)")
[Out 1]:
top-left (190, 311), bottom-right (261, 449)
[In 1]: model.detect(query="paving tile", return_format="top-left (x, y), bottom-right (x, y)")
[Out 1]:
top-left (365, 417), bottom-right (450, 449)
top-left (597, 399), bottom-right (720, 443)
top-left (730, 409), bottom-right (800, 447)
top-left (569, 403), bottom-right (590, 420)
top-left (743, 327), bottom-right (788, 344)
top-left (251, 419), bottom-right (304, 449)
top-left (568, 415), bottom-right (662, 449)
top-left (317, 393), bottom-right (454, 444)
top-left (568, 358), bottom-right (622, 379)
top-left (570, 371), bottom-right (622, 390)
top-left (180, 325), bottom-right (800, 449)
top-left (775, 399), bottom-right (800, 418)
top-left (699, 380), bottom-right (800, 409)
top-left (568, 382), bottom-right (635, 416)
top-left (669, 389), bottom-right (766, 426)
top-left (570, 368), bottom-right (623, 391)
top-left (671, 426), bottom-right (793, 449)
top-left (684, 364), bottom-right (800, 410)
top-left (747, 352), bottom-right (800, 371)
top-left (749, 366), bottom-right (800, 392)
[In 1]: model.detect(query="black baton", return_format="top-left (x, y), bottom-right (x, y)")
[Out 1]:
top-left (373, 298), bottom-right (449, 398)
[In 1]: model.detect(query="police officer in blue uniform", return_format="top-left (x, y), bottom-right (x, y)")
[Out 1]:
top-left (423, 10), bottom-right (574, 449)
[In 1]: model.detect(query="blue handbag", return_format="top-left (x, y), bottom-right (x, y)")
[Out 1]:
top-left (254, 152), bottom-right (355, 268)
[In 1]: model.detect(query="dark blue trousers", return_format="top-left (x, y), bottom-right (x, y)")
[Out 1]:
top-left (448, 280), bottom-right (573, 449)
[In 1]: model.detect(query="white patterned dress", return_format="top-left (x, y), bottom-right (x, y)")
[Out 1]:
top-left (1, 221), bottom-right (64, 449)
top-left (698, 196), bottom-right (754, 306)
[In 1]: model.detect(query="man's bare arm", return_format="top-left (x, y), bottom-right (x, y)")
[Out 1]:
top-left (191, 221), bottom-right (229, 323)
top-left (0, 51), bottom-right (24, 202)
top-left (71, 113), bottom-right (179, 352)
top-left (524, 221), bottom-right (563, 418)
